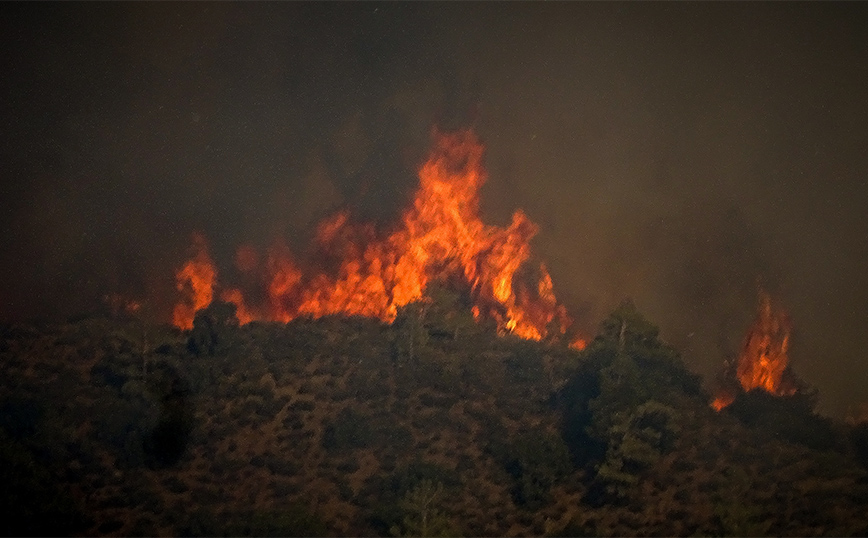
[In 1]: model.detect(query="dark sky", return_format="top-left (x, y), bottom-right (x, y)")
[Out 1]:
top-left (2, 2), bottom-right (867, 417)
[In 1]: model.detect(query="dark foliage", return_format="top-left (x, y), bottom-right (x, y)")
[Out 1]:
top-left (559, 301), bottom-right (700, 470)
top-left (0, 430), bottom-right (89, 536)
top-left (502, 429), bottom-right (571, 510)
top-left (0, 396), bottom-right (42, 439)
top-left (322, 408), bottom-right (373, 452)
top-left (1, 303), bottom-right (866, 536)
top-left (187, 301), bottom-right (240, 356)
top-left (180, 505), bottom-right (328, 537)
top-left (726, 389), bottom-right (840, 451)
top-left (365, 460), bottom-right (459, 535)
top-left (144, 362), bottom-right (194, 467)
top-left (851, 423), bottom-right (868, 468)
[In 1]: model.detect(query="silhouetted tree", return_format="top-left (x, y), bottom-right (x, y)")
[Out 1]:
top-left (560, 301), bottom-right (696, 483)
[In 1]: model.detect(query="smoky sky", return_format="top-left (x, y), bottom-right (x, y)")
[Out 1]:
top-left (2, 2), bottom-right (867, 417)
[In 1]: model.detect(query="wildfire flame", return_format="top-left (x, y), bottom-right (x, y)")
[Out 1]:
top-left (171, 129), bottom-right (585, 348)
top-left (712, 290), bottom-right (795, 410)
top-left (172, 232), bottom-right (217, 330)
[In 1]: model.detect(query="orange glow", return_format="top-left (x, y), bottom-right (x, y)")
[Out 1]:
top-left (712, 291), bottom-right (795, 410)
top-left (172, 232), bottom-right (217, 330)
top-left (711, 392), bottom-right (735, 412)
top-left (569, 338), bottom-right (587, 351)
top-left (170, 129), bottom-right (583, 344)
top-left (736, 291), bottom-right (794, 395)
top-left (234, 244), bottom-right (259, 273)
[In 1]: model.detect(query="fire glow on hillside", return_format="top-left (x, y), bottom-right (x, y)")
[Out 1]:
top-left (172, 130), bottom-right (586, 349)
top-left (712, 291), bottom-right (796, 411)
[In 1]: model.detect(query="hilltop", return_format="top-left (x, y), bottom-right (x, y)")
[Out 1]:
top-left (2, 292), bottom-right (868, 536)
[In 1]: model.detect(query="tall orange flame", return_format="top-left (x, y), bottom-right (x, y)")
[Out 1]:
top-left (171, 129), bottom-right (582, 345)
top-left (736, 291), bottom-right (793, 395)
top-left (172, 232), bottom-right (216, 330)
top-left (712, 291), bottom-right (795, 410)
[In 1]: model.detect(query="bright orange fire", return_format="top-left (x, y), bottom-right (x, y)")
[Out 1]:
top-left (172, 232), bottom-right (217, 330)
top-left (171, 129), bottom-right (584, 346)
top-left (712, 291), bottom-right (795, 410)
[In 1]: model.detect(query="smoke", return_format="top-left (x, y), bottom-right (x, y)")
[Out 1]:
top-left (2, 3), bottom-right (867, 416)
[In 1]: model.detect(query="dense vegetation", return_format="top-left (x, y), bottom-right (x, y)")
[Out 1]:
top-left (1, 293), bottom-right (867, 536)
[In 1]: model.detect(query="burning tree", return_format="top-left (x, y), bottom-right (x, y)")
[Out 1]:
top-left (712, 291), bottom-right (799, 411)
top-left (170, 129), bottom-right (586, 348)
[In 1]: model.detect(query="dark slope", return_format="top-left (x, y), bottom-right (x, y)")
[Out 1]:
top-left (1, 297), bottom-right (867, 536)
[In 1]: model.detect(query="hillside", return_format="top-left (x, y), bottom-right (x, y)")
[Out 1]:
top-left (2, 294), bottom-right (868, 536)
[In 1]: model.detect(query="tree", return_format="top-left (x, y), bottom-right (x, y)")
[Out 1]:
top-left (712, 467), bottom-right (772, 536)
top-left (389, 479), bottom-right (455, 537)
top-left (143, 362), bottom-right (194, 467)
top-left (587, 351), bottom-right (645, 440)
top-left (560, 302), bottom-right (695, 483)
top-left (594, 400), bottom-right (679, 498)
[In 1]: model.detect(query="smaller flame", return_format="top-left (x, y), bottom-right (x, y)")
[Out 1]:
top-left (712, 290), bottom-right (795, 410)
top-left (103, 293), bottom-right (141, 316)
top-left (711, 392), bottom-right (735, 412)
top-left (568, 337), bottom-right (587, 351)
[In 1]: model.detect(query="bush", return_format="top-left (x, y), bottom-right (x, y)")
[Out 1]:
top-left (322, 408), bottom-right (372, 452)
top-left (365, 460), bottom-right (460, 536)
top-left (144, 371), bottom-right (194, 467)
top-left (90, 357), bottom-right (129, 391)
top-left (241, 507), bottom-right (329, 537)
top-left (726, 389), bottom-right (838, 451)
top-left (187, 301), bottom-right (239, 356)
top-left (0, 431), bottom-right (89, 535)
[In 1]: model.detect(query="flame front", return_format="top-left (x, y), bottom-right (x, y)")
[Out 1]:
top-left (172, 232), bottom-right (217, 330)
top-left (170, 130), bottom-right (580, 343)
top-left (712, 291), bottom-right (795, 410)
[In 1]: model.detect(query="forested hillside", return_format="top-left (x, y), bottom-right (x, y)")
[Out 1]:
top-left (2, 293), bottom-right (867, 536)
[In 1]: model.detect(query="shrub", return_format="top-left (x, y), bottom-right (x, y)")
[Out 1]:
top-left (389, 479), bottom-right (457, 537)
top-left (726, 389), bottom-right (838, 451)
top-left (0, 431), bottom-right (89, 535)
top-left (322, 408), bottom-right (372, 452)
top-left (187, 301), bottom-right (239, 356)
top-left (366, 460), bottom-right (460, 536)
top-left (240, 507), bottom-right (328, 537)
